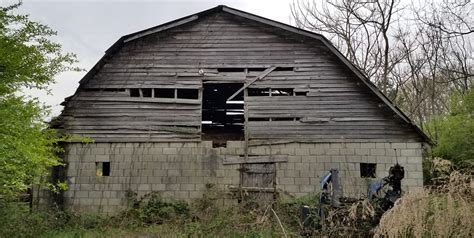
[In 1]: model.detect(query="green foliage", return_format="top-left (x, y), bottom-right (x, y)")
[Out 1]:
top-left (0, 202), bottom-right (61, 238)
top-left (429, 88), bottom-right (474, 166)
top-left (0, 3), bottom-right (79, 196)
top-left (136, 193), bottom-right (189, 224)
top-left (114, 191), bottom-right (190, 227)
top-left (0, 3), bottom-right (79, 95)
top-left (0, 96), bottom-right (62, 196)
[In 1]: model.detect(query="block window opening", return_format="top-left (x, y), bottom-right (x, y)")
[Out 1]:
top-left (202, 83), bottom-right (244, 146)
top-left (177, 89), bottom-right (199, 99)
top-left (130, 88), bottom-right (140, 97)
top-left (96, 162), bottom-right (110, 177)
top-left (360, 163), bottom-right (376, 178)
top-left (154, 88), bottom-right (175, 98)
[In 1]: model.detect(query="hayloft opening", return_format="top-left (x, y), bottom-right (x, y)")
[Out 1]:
top-left (202, 83), bottom-right (244, 146)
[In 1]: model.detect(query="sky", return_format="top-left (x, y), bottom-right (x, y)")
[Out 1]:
top-left (6, 0), bottom-right (295, 117)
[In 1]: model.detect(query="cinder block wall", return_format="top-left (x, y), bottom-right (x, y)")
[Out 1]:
top-left (63, 141), bottom-right (424, 214)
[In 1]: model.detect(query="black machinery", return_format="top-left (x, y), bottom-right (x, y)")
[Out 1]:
top-left (300, 163), bottom-right (405, 231)
top-left (367, 163), bottom-right (405, 210)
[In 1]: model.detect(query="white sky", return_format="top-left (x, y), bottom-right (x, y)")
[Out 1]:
top-left (7, 0), bottom-right (294, 117)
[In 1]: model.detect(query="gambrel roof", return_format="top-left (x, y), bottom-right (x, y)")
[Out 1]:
top-left (64, 5), bottom-right (430, 143)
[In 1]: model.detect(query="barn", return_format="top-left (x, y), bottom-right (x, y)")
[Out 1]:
top-left (52, 5), bottom-right (429, 214)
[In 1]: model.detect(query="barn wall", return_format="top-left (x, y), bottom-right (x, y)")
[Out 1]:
top-left (62, 141), bottom-right (424, 214)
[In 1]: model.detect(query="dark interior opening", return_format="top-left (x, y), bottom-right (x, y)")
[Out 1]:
top-left (272, 117), bottom-right (299, 121)
top-left (217, 68), bottom-right (246, 73)
top-left (360, 163), bottom-right (376, 178)
top-left (177, 89), bottom-right (199, 99)
top-left (248, 118), bottom-right (270, 121)
top-left (295, 91), bottom-right (307, 96)
top-left (248, 67), bottom-right (266, 72)
top-left (272, 88), bottom-right (293, 96)
top-left (155, 88), bottom-right (175, 98)
top-left (130, 88), bottom-right (140, 97)
top-left (202, 83), bottom-right (244, 146)
top-left (96, 162), bottom-right (110, 177)
top-left (142, 88), bottom-right (152, 97)
top-left (274, 67), bottom-right (294, 71)
top-left (248, 88), bottom-right (270, 96)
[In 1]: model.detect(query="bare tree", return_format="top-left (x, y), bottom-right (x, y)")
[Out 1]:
top-left (291, 0), bottom-right (402, 95)
top-left (291, 0), bottom-right (473, 139)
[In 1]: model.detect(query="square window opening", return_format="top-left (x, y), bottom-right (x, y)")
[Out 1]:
top-left (154, 88), bottom-right (175, 98)
top-left (360, 163), bottom-right (376, 178)
top-left (96, 162), bottom-right (110, 177)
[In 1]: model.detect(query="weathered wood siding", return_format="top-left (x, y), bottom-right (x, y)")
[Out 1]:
top-left (59, 12), bottom-right (421, 142)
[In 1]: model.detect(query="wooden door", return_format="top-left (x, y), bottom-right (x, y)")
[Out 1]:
top-left (241, 163), bottom-right (276, 201)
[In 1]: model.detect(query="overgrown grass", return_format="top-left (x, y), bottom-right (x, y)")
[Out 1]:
top-left (0, 188), bottom-right (317, 237)
top-left (1, 169), bottom-right (472, 237)
top-left (375, 171), bottom-right (474, 237)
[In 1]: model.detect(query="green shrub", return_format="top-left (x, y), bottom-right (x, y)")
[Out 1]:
top-left (428, 88), bottom-right (474, 166)
top-left (138, 193), bottom-right (189, 224)
top-left (0, 202), bottom-right (67, 238)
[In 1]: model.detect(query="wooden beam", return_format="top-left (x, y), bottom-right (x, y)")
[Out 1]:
top-left (227, 66), bottom-right (276, 101)
top-left (222, 155), bottom-right (288, 165)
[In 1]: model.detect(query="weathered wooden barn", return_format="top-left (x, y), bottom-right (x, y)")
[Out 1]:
top-left (53, 6), bottom-right (429, 214)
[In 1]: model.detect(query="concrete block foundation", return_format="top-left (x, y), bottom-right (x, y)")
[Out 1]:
top-left (60, 141), bottom-right (424, 214)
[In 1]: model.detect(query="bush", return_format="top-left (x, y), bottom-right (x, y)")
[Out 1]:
top-left (0, 202), bottom-right (62, 238)
top-left (111, 191), bottom-right (189, 227)
top-left (428, 88), bottom-right (474, 166)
